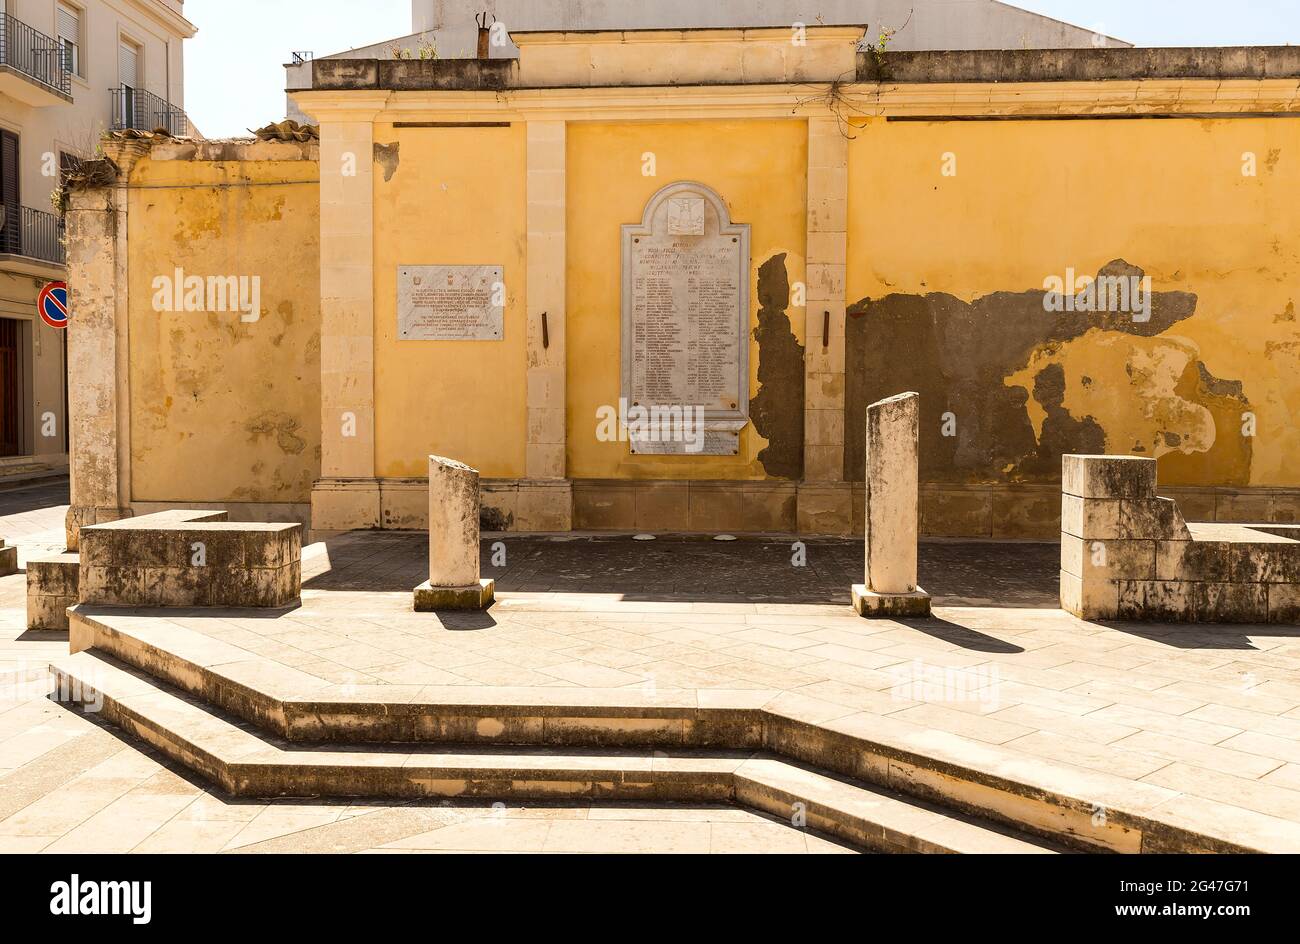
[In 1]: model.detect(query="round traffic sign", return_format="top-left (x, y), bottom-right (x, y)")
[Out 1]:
top-left (38, 281), bottom-right (69, 329)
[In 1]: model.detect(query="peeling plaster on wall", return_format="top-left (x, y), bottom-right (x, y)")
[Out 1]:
top-left (374, 142), bottom-right (400, 182)
top-left (841, 260), bottom-right (1250, 485)
top-left (748, 253), bottom-right (805, 480)
top-left (1006, 334), bottom-right (1223, 467)
top-left (245, 411), bottom-right (308, 455)
top-left (128, 155), bottom-right (322, 506)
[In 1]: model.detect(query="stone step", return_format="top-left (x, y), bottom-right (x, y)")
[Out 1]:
top-left (67, 607), bottom-right (1300, 853)
top-left (48, 650), bottom-right (1063, 854)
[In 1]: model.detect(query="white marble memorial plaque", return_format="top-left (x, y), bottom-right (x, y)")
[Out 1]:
top-left (398, 265), bottom-right (503, 340)
top-left (621, 182), bottom-right (750, 456)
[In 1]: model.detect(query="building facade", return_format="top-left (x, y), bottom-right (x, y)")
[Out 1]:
top-left (63, 29), bottom-right (1300, 544)
top-left (0, 0), bottom-right (193, 470)
top-left (285, 1), bottom-right (1128, 121)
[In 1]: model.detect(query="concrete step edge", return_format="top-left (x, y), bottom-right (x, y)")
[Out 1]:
top-left (66, 608), bottom-right (1292, 853)
top-left (49, 650), bottom-right (1062, 854)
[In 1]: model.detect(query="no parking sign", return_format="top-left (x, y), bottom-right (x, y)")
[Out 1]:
top-left (38, 281), bottom-right (68, 329)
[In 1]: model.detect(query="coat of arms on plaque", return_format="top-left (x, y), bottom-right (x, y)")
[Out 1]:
top-left (666, 195), bottom-right (706, 235)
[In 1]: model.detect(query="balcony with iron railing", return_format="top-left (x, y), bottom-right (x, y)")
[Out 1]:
top-left (0, 203), bottom-right (66, 272)
top-left (110, 85), bottom-right (189, 136)
top-left (0, 12), bottom-right (73, 105)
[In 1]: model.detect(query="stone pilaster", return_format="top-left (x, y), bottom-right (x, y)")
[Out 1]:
top-left (803, 117), bottom-right (848, 484)
top-left (63, 143), bottom-right (149, 549)
top-left (521, 120), bottom-right (572, 530)
top-left (310, 97), bottom-right (386, 531)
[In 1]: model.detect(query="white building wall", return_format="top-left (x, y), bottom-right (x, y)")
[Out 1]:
top-left (0, 0), bottom-right (194, 461)
top-left (408, 0), bottom-right (1126, 56)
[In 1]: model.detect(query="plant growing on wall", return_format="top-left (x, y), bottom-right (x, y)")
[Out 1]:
top-left (862, 8), bottom-right (913, 82)
top-left (390, 33), bottom-right (437, 60)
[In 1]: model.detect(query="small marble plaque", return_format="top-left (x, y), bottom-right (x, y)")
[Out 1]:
top-left (398, 265), bottom-right (503, 340)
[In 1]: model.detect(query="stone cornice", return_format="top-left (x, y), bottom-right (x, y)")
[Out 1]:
top-left (292, 78), bottom-right (1300, 125)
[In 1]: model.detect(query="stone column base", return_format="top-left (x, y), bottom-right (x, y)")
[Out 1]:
top-left (413, 578), bottom-right (495, 611)
top-left (852, 584), bottom-right (931, 618)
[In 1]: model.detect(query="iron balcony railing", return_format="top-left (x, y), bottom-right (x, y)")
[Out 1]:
top-left (111, 85), bottom-right (189, 136)
top-left (0, 12), bottom-right (72, 95)
top-left (0, 203), bottom-right (66, 266)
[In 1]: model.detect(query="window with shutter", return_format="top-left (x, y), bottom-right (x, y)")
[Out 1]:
top-left (119, 41), bottom-right (140, 90)
top-left (0, 131), bottom-right (19, 256)
top-left (57, 4), bottom-right (81, 77)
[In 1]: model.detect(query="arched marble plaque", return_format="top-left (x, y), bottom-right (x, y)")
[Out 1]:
top-left (620, 181), bottom-right (750, 455)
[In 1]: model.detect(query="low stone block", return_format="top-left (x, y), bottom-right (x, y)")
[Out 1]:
top-left (1268, 584), bottom-right (1300, 624)
top-left (1117, 580), bottom-right (1193, 622)
top-left (413, 579), bottom-right (495, 611)
top-left (1120, 498), bottom-right (1190, 540)
top-left (27, 553), bottom-right (81, 631)
top-left (1156, 541), bottom-right (1235, 582)
top-left (79, 565), bottom-right (145, 604)
top-left (1061, 569), bottom-right (1118, 620)
top-left (28, 594), bottom-right (76, 631)
top-left (1061, 535), bottom-right (1155, 581)
top-left (0, 542), bottom-right (16, 577)
top-left (1062, 455), bottom-right (1157, 500)
top-left (26, 553), bottom-right (79, 596)
top-left (1194, 582), bottom-right (1269, 623)
top-left (1061, 494), bottom-right (1120, 540)
top-left (78, 512), bottom-right (301, 608)
top-left (851, 584), bottom-right (931, 619)
top-left (1230, 544), bottom-right (1300, 584)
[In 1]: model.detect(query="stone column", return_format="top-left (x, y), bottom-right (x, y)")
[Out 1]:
top-left (413, 455), bottom-right (494, 610)
top-left (520, 119), bottom-right (573, 532)
top-left (309, 96), bottom-right (386, 534)
top-left (853, 392), bottom-right (931, 617)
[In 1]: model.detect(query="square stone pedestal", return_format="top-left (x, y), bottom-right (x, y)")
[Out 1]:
top-left (413, 578), bottom-right (495, 611)
top-left (852, 584), bottom-right (931, 618)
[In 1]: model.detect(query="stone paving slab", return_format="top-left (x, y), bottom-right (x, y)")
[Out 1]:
top-left (0, 692), bottom-right (849, 853)
top-left (75, 530), bottom-right (1300, 849)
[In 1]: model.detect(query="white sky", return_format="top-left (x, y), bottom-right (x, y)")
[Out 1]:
top-left (182, 1), bottom-right (1300, 138)
top-left (184, 0), bottom-right (409, 138)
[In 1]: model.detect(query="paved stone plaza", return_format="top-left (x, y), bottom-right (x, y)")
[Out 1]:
top-left (4, 483), bottom-right (1300, 852)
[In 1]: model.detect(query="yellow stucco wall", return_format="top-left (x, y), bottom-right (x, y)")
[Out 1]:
top-left (120, 104), bottom-right (1300, 516)
top-left (127, 157), bottom-right (321, 503)
top-left (565, 118), bottom-right (808, 480)
top-left (845, 116), bottom-right (1300, 488)
top-left (371, 123), bottom-right (528, 478)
